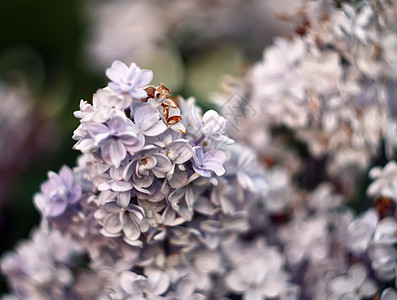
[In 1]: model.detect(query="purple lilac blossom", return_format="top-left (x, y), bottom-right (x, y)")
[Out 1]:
top-left (191, 146), bottom-right (226, 177)
top-left (34, 165), bottom-right (82, 218)
top-left (87, 116), bottom-right (143, 167)
top-left (192, 107), bottom-right (234, 145)
top-left (106, 60), bottom-right (153, 98)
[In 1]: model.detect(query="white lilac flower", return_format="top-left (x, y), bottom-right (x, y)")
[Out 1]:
top-left (34, 165), bottom-right (82, 219)
top-left (123, 147), bottom-right (173, 193)
top-left (166, 139), bottom-right (193, 166)
top-left (192, 108), bottom-right (234, 145)
top-left (347, 208), bottom-right (379, 253)
top-left (191, 146), bottom-right (226, 177)
top-left (200, 211), bottom-right (250, 249)
top-left (111, 270), bottom-right (170, 299)
top-left (306, 182), bottom-right (344, 213)
top-left (373, 217), bottom-right (397, 245)
top-left (224, 238), bottom-right (296, 300)
top-left (367, 161), bottom-right (397, 201)
top-left (132, 105), bottom-right (168, 142)
top-left (139, 201), bottom-right (185, 243)
top-left (369, 243), bottom-right (397, 282)
top-left (332, 4), bottom-right (375, 43)
top-left (250, 37), bottom-right (308, 128)
top-left (69, 60), bottom-right (234, 251)
top-left (74, 87), bottom-right (132, 124)
top-left (165, 277), bottom-right (206, 300)
top-left (223, 144), bottom-right (266, 194)
top-left (328, 264), bottom-right (377, 300)
top-left (279, 216), bottom-right (330, 266)
top-left (367, 217), bottom-right (397, 282)
top-left (1, 228), bottom-right (83, 299)
top-left (262, 167), bottom-right (294, 214)
top-left (95, 200), bottom-right (145, 246)
top-left (167, 176), bottom-right (205, 221)
top-left (106, 60), bottom-right (153, 98)
top-left (85, 116), bottom-right (144, 168)
top-left (213, 1), bottom-right (395, 176)
top-left (381, 288), bottom-right (397, 300)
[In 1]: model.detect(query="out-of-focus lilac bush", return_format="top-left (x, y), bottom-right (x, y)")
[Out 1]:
top-left (85, 0), bottom-right (295, 101)
top-left (1, 0), bottom-right (397, 299)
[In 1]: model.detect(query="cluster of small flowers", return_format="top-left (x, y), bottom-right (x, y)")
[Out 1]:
top-left (1, 1), bottom-right (397, 300)
top-left (1, 61), bottom-right (278, 299)
top-left (216, 0), bottom-right (397, 175)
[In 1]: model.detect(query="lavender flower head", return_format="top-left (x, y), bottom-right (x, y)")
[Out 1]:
top-left (106, 60), bottom-right (153, 98)
top-left (34, 165), bottom-right (82, 218)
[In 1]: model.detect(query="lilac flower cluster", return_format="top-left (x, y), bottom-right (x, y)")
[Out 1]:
top-left (215, 0), bottom-right (397, 176)
top-left (2, 60), bottom-right (276, 299)
top-left (1, 1), bottom-right (397, 299)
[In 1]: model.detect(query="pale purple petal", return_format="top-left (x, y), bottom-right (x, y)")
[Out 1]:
top-left (192, 165), bottom-right (212, 177)
top-left (374, 218), bottom-right (397, 244)
top-left (130, 88), bottom-right (149, 99)
top-left (136, 69), bottom-right (153, 87)
top-left (108, 116), bottom-right (127, 133)
top-left (360, 280), bottom-right (377, 297)
top-left (120, 271), bottom-right (140, 294)
top-left (69, 186), bottom-right (82, 204)
top-left (123, 160), bottom-right (137, 181)
top-left (225, 272), bottom-right (248, 292)
top-left (147, 271), bottom-right (169, 295)
top-left (244, 288), bottom-right (263, 300)
top-left (151, 154), bottom-right (172, 178)
top-left (106, 60), bottom-right (129, 84)
top-left (109, 140), bottom-right (127, 168)
top-left (122, 212), bottom-right (141, 240)
top-left (168, 141), bottom-right (193, 164)
top-left (41, 177), bottom-right (59, 197)
top-left (106, 60), bottom-right (153, 97)
top-left (133, 172), bottom-right (154, 188)
top-left (103, 201), bottom-right (122, 213)
top-left (348, 264), bottom-right (367, 287)
top-left (111, 180), bottom-right (134, 192)
top-left (48, 198), bottom-right (68, 217)
top-left (329, 277), bottom-right (354, 294)
top-left (103, 213), bottom-right (123, 234)
top-left (134, 106), bottom-right (167, 136)
top-left (59, 165), bottom-right (73, 189)
top-left (86, 122), bottom-right (109, 137)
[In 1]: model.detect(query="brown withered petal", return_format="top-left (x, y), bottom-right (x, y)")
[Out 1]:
top-left (375, 197), bottom-right (395, 219)
top-left (144, 86), bottom-right (156, 98)
top-left (163, 106), bottom-right (169, 120)
top-left (155, 83), bottom-right (172, 99)
top-left (167, 116), bottom-right (182, 125)
top-left (162, 98), bottom-right (178, 109)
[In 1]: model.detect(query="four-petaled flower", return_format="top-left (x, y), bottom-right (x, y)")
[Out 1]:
top-left (87, 116), bottom-right (143, 167)
top-left (191, 146), bottom-right (226, 177)
top-left (106, 60), bottom-right (153, 98)
top-left (35, 165), bottom-right (82, 218)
